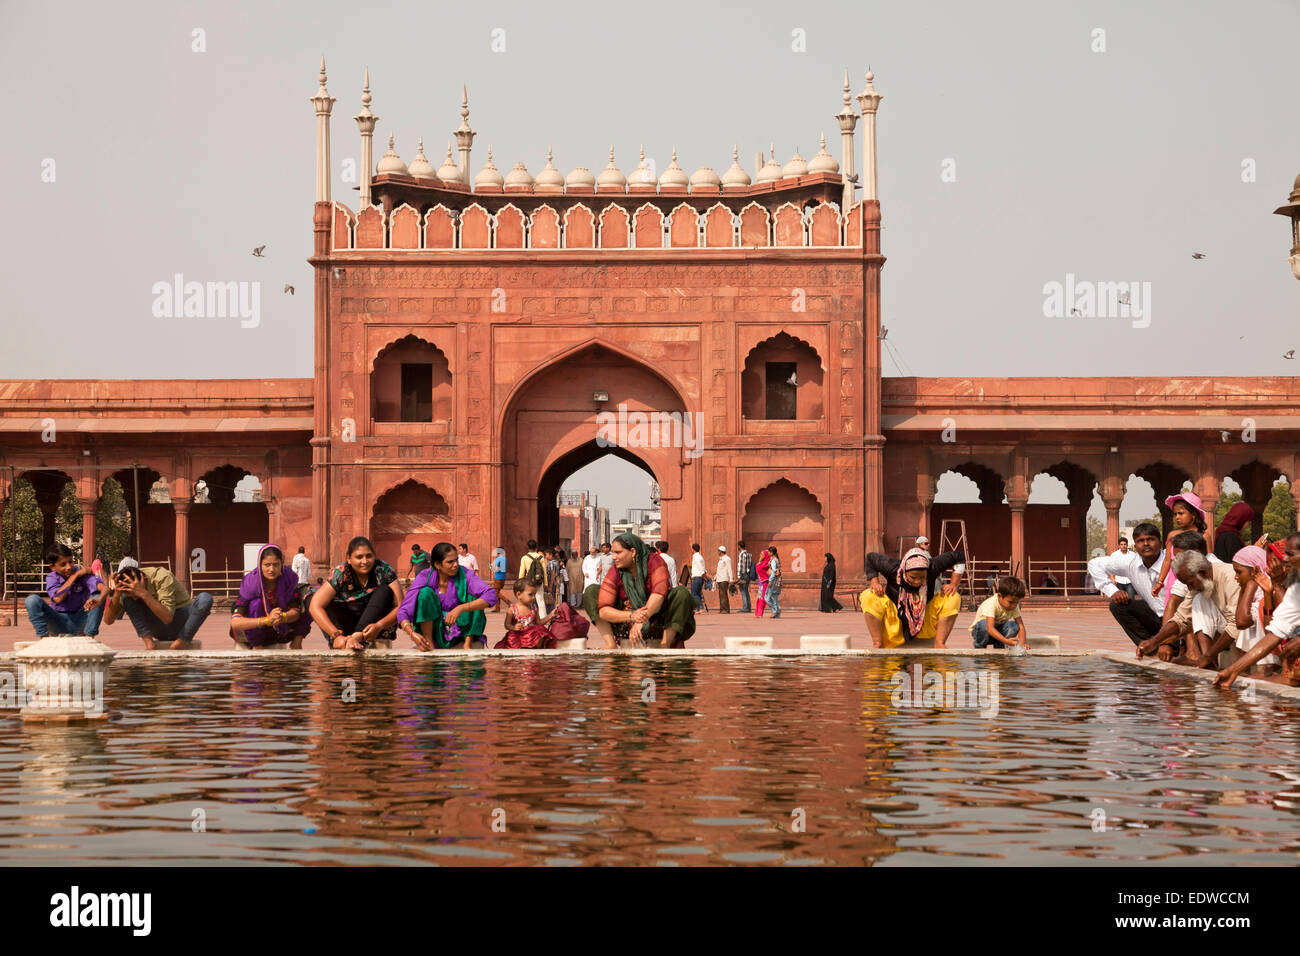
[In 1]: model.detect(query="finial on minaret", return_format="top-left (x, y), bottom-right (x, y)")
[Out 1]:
top-left (836, 66), bottom-right (860, 211)
top-left (856, 68), bottom-right (883, 201)
top-left (310, 56), bottom-right (337, 203)
top-left (611, 144), bottom-right (617, 162)
top-left (354, 67), bottom-right (378, 209)
top-left (454, 84), bottom-right (475, 184)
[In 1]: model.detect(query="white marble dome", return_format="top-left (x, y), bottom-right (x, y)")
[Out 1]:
top-left (474, 148), bottom-right (504, 188)
top-left (504, 161), bottom-right (534, 188)
top-left (808, 134), bottom-right (839, 174)
top-left (566, 166), bottom-right (596, 188)
top-left (782, 150), bottom-right (809, 178)
top-left (659, 149), bottom-right (688, 188)
top-left (596, 146), bottom-right (626, 188)
top-left (689, 166), bottom-right (721, 189)
top-left (376, 134), bottom-right (409, 176)
top-left (407, 138), bottom-right (437, 179)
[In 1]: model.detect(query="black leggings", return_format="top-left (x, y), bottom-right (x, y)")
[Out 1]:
top-left (324, 586), bottom-right (395, 641)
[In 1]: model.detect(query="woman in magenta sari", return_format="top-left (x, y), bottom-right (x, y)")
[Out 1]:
top-left (397, 542), bottom-right (498, 650)
top-left (230, 545), bottom-right (312, 648)
top-left (753, 548), bottom-right (772, 618)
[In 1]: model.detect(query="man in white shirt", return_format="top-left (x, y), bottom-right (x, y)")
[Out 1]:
top-left (689, 542), bottom-right (709, 612)
top-left (582, 547), bottom-right (602, 589)
top-left (1087, 522), bottom-right (1165, 646)
top-left (655, 541), bottom-right (678, 588)
top-left (598, 542), bottom-right (615, 580)
top-left (1108, 537), bottom-right (1131, 587)
top-left (291, 546), bottom-right (312, 586)
top-left (714, 545), bottom-right (734, 614)
top-left (458, 543), bottom-right (479, 576)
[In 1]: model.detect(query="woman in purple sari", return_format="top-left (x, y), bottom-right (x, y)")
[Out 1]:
top-left (398, 542), bottom-right (498, 650)
top-left (230, 544), bottom-right (312, 648)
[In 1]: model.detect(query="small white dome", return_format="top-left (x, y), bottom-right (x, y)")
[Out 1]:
top-left (376, 133), bottom-right (409, 176)
top-left (782, 149), bottom-right (809, 178)
top-left (689, 166), bottom-right (721, 188)
top-left (721, 146), bottom-right (751, 188)
top-left (659, 148), bottom-right (688, 187)
top-left (596, 146), bottom-right (626, 188)
top-left (504, 161), bottom-right (533, 187)
top-left (474, 147), bottom-right (504, 188)
top-left (407, 138), bottom-right (436, 179)
top-left (755, 147), bottom-right (783, 183)
top-left (436, 143), bottom-right (462, 182)
top-left (566, 166), bottom-right (596, 188)
top-left (535, 147), bottom-right (564, 189)
top-left (627, 145), bottom-right (655, 186)
top-left (808, 133), bottom-right (839, 174)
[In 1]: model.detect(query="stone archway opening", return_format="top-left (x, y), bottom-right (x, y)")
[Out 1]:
top-left (499, 341), bottom-right (690, 561)
top-left (541, 442), bottom-right (658, 556)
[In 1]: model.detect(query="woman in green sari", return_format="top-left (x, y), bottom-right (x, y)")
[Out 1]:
top-left (397, 542), bottom-right (498, 649)
top-left (581, 532), bottom-right (696, 648)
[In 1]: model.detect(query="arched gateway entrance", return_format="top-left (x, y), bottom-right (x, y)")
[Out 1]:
top-left (499, 342), bottom-right (693, 559)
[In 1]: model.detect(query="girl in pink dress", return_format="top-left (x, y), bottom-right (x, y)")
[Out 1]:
top-left (496, 580), bottom-right (558, 649)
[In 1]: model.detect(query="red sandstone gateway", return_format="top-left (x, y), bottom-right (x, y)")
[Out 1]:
top-left (2, 63), bottom-right (1298, 608)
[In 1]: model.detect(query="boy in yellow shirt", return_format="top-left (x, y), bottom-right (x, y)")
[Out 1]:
top-left (970, 576), bottom-right (1028, 649)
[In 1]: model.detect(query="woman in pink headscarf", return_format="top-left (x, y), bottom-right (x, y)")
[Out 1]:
top-left (1229, 545), bottom-right (1280, 672)
top-left (1152, 492), bottom-right (1211, 601)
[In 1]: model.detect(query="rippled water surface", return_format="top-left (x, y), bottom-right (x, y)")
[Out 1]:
top-left (1, 656), bottom-right (1298, 865)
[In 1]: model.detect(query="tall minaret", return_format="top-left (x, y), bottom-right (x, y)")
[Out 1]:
top-left (454, 84), bottom-right (475, 184)
top-left (835, 68), bottom-right (859, 211)
top-left (354, 68), bottom-right (378, 209)
top-left (310, 56), bottom-right (336, 203)
top-left (855, 69), bottom-right (883, 201)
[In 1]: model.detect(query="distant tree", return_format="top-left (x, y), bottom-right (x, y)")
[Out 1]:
top-left (1085, 515), bottom-right (1106, 556)
top-left (1214, 491), bottom-right (1243, 525)
top-left (95, 477), bottom-right (132, 568)
top-left (1264, 480), bottom-right (1296, 541)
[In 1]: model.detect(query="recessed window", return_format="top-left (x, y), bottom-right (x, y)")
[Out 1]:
top-left (765, 362), bottom-right (797, 420)
top-left (400, 363), bottom-right (433, 423)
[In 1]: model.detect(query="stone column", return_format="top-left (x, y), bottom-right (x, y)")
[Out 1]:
top-left (311, 58), bottom-right (335, 204)
top-left (1195, 475), bottom-right (1221, 546)
top-left (173, 497), bottom-right (191, 590)
top-left (1009, 496), bottom-right (1028, 579)
top-left (354, 68), bottom-right (377, 210)
top-left (835, 68), bottom-right (858, 213)
top-left (855, 71), bottom-right (883, 202)
top-left (79, 499), bottom-right (96, 567)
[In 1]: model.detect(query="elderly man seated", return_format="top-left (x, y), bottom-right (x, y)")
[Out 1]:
top-left (1167, 550), bottom-right (1241, 670)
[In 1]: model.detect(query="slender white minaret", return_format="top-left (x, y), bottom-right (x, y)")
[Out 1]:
top-left (855, 69), bottom-right (883, 201)
top-left (310, 56), bottom-right (336, 203)
top-left (836, 67), bottom-right (859, 211)
top-left (354, 68), bottom-right (378, 209)
top-left (454, 84), bottom-right (475, 184)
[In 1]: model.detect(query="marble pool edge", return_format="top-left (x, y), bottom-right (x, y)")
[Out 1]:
top-left (1099, 650), bottom-right (1300, 702)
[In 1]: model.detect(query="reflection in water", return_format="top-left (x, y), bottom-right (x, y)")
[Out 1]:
top-left (0, 657), bottom-right (1296, 864)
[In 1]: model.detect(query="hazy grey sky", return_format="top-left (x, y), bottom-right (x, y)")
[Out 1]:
top-left (3, 0), bottom-right (1297, 519)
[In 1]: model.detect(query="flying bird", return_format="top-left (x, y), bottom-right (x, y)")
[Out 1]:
top-left (283, 284), bottom-right (294, 295)
top-left (787, 372), bottom-right (798, 387)
top-left (1117, 291), bottom-right (1131, 306)
top-left (1220, 430), bottom-right (1230, 443)
top-left (252, 245), bottom-right (266, 257)
top-left (1192, 252), bottom-right (1206, 259)
top-left (1070, 307), bottom-right (1082, 316)
top-left (880, 326), bottom-right (889, 339)
top-left (1284, 350), bottom-right (1295, 360)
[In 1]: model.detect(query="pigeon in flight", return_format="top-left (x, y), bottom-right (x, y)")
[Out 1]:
top-left (1192, 252), bottom-right (1206, 259)
top-left (1284, 350), bottom-right (1295, 360)
top-left (252, 245), bottom-right (266, 257)
top-left (787, 371), bottom-right (798, 387)
top-left (283, 284), bottom-right (294, 295)
top-left (1118, 291), bottom-right (1131, 306)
